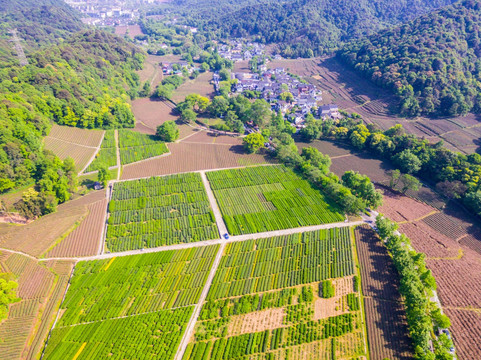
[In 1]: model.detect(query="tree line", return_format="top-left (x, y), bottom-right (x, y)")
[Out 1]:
top-left (338, 0), bottom-right (481, 117)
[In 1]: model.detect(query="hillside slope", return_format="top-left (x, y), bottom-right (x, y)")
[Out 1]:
top-left (0, 0), bottom-right (83, 48)
top-left (0, 29), bottom-right (144, 213)
top-left (338, 0), bottom-right (481, 117)
top-left (193, 0), bottom-right (458, 57)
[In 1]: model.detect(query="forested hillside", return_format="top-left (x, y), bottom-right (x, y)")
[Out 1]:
top-left (0, 0), bottom-right (83, 51)
top-left (174, 0), bottom-right (458, 58)
top-left (0, 29), bottom-right (144, 215)
top-left (338, 0), bottom-right (481, 117)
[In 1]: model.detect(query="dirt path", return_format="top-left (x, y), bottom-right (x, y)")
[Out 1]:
top-left (174, 242), bottom-right (226, 360)
top-left (79, 131), bottom-right (105, 175)
top-left (28, 220), bottom-right (362, 262)
top-left (199, 171), bottom-right (228, 236)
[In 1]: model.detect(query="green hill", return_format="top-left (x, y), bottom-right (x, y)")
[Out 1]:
top-left (179, 0), bottom-right (458, 57)
top-left (0, 0), bottom-right (83, 49)
top-left (338, 0), bottom-right (481, 117)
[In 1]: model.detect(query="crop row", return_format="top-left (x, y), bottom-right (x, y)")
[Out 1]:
top-left (107, 173), bottom-right (219, 251)
top-left (208, 229), bottom-right (354, 300)
top-left (57, 245), bottom-right (218, 327)
top-left (112, 173), bottom-right (204, 200)
top-left (110, 191), bottom-right (208, 212)
top-left (108, 202), bottom-right (214, 225)
top-left (184, 313), bottom-right (356, 360)
top-left (207, 166), bottom-right (344, 235)
top-left (118, 129), bottom-right (168, 165)
top-left (120, 143), bottom-right (169, 165)
top-left (85, 130), bottom-right (117, 172)
top-left (45, 307), bottom-right (193, 360)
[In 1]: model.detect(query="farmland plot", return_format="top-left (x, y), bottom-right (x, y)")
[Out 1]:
top-left (84, 130), bottom-right (117, 172)
top-left (118, 129), bottom-right (169, 165)
top-left (354, 226), bottom-right (413, 360)
top-left (183, 228), bottom-right (366, 360)
top-left (44, 246), bottom-right (218, 360)
top-left (44, 124), bottom-right (104, 172)
top-left (0, 253), bottom-right (74, 360)
top-left (106, 173), bottom-right (219, 252)
top-left (207, 165), bottom-right (344, 235)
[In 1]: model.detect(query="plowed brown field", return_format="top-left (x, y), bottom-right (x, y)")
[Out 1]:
top-left (121, 143), bottom-right (273, 180)
top-left (354, 225), bottom-right (412, 360)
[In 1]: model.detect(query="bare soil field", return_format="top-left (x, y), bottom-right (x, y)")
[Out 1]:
top-left (45, 198), bottom-right (107, 258)
top-left (0, 190), bottom-right (105, 257)
top-left (47, 124), bottom-right (104, 147)
top-left (444, 308), bottom-right (481, 360)
top-left (354, 225), bottom-right (412, 360)
top-left (131, 98), bottom-right (178, 131)
top-left (377, 188), bottom-right (437, 223)
top-left (44, 124), bottom-right (104, 172)
top-left (137, 54), bottom-right (164, 89)
top-left (114, 24), bottom-right (143, 38)
top-left (121, 142), bottom-right (273, 180)
top-left (330, 153), bottom-right (393, 184)
top-left (296, 138), bottom-right (353, 158)
top-left (181, 130), bottom-right (242, 145)
top-left (44, 137), bottom-right (96, 172)
top-left (376, 189), bottom-right (481, 357)
top-left (171, 72), bottom-right (214, 103)
top-left (0, 253), bottom-right (74, 360)
top-left (399, 221), bottom-right (461, 259)
top-left (227, 308), bottom-right (285, 336)
top-left (270, 57), bottom-right (481, 154)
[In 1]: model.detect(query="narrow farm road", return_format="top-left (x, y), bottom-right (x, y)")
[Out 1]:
top-left (35, 220), bottom-right (363, 262)
top-left (79, 130), bottom-right (105, 175)
top-left (174, 242), bottom-right (226, 360)
top-left (199, 171), bottom-right (228, 236)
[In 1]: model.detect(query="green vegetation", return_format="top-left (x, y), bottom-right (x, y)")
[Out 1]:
top-left (45, 307), bottom-right (193, 360)
top-left (161, 0), bottom-right (456, 58)
top-left (184, 227), bottom-right (365, 360)
top-left (118, 129), bottom-right (168, 165)
top-left (208, 228), bottom-right (354, 299)
top-left (0, 276), bottom-right (20, 321)
top-left (0, 29), bottom-right (144, 215)
top-left (58, 245), bottom-right (218, 326)
top-left (375, 215), bottom-right (455, 359)
top-left (106, 173), bottom-right (219, 252)
top-left (207, 165), bottom-right (344, 235)
top-left (339, 0), bottom-right (481, 117)
top-left (0, 0), bottom-right (83, 53)
top-left (85, 130), bottom-right (117, 173)
top-left (157, 121), bottom-right (180, 142)
top-left (243, 133), bottom-right (265, 154)
top-left (44, 245), bottom-right (219, 360)
top-left (316, 119), bottom-right (481, 217)
top-left (320, 280), bottom-right (335, 298)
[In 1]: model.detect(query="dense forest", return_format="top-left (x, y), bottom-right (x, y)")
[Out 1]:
top-left (165, 0), bottom-right (458, 58)
top-left (338, 0), bottom-right (481, 117)
top-left (0, 0), bottom-right (83, 51)
top-left (0, 0), bottom-right (146, 216)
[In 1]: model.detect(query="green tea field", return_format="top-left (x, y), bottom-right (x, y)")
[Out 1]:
top-left (207, 166), bottom-right (344, 235)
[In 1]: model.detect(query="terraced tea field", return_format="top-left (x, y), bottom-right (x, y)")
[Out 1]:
top-left (118, 129), bottom-right (169, 165)
top-left (207, 165), bottom-right (344, 235)
top-left (182, 228), bottom-right (367, 360)
top-left (84, 130), bottom-right (117, 173)
top-left (106, 173), bottom-right (219, 252)
top-left (43, 246), bottom-right (219, 360)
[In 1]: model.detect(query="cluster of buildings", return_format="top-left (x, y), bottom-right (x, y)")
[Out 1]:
top-left (218, 41), bottom-right (268, 62)
top-left (227, 68), bottom-right (340, 128)
top-left (161, 62), bottom-right (200, 75)
top-left (65, 0), bottom-right (147, 26)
